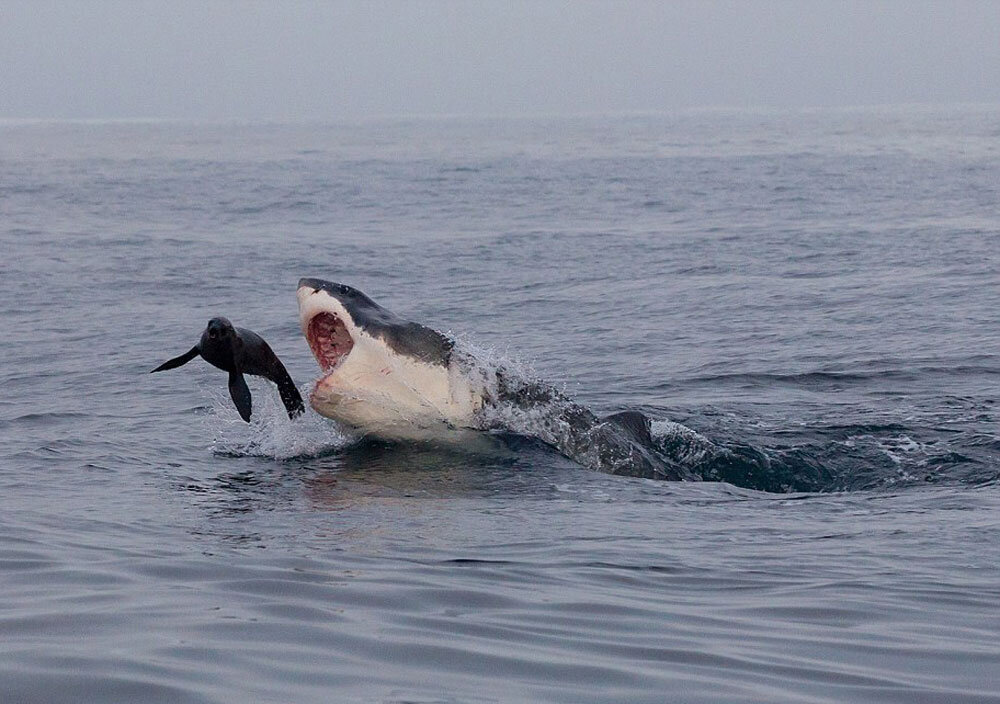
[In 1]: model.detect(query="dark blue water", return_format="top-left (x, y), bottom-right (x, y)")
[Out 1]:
top-left (2, 108), bottom-right (999, 702)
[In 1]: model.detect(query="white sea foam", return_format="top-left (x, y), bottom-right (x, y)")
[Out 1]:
top-left (649, 419), bottom-right (716, 465)
top-left (432, 341), bottom-right (599, 472)
top-left (205, 382), bottom-right (355, 460)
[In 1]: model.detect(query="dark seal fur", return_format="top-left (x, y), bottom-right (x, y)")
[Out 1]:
top-left (151, 317), bottom-right (304, 422)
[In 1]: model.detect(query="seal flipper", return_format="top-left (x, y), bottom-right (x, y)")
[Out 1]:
top-left (233, 329), bottom-right (305, 420)
top-left (272, 370), bottom-right (305, 419)
top-left (259, 357), bottom-right (304, 419)
top-left (150, 346), bottom-right (200, 373)
top-left (228, 371), bottom-right (253, 422)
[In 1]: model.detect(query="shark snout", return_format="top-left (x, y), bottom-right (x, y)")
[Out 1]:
top-left (297, 277), bottom-right (327, 293)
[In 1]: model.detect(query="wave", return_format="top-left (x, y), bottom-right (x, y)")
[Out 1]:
top-left (677, 359), bottom-right (1000, 390)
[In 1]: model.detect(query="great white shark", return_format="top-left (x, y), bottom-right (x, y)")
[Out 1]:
top-left (296, 277), bottom-right (694, 480)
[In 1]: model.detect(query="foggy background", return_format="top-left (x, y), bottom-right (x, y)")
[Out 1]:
top-left (1, 0), bottom-right (998, 120)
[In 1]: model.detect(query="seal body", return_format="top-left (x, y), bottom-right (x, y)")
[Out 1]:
top-left (152, 317), bottom-right (304, 422)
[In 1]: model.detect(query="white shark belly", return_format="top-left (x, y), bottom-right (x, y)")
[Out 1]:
top-left (309, 343), bottom-right (482, 440)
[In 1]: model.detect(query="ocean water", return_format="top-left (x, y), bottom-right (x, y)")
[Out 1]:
top-left (2, 108), bottom-right (999, 702)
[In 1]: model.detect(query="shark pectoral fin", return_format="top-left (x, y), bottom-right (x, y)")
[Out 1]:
top-left (228, 371), bottom-right (253, 422)
top-left (151, 346), bottom-right (200, 373)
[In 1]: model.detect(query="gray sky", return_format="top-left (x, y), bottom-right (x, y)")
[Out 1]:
top-left (1, 1), bottom-right (998, 120)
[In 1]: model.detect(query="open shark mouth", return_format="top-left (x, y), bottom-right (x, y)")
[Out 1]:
top-left (306, 312), bottom-right (354, 373)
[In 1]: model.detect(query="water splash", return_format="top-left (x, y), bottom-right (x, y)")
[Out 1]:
top-left (452, 340), bottom-right (842, 492)
top-left (454, 341), bottom-right (692, 480)
top-left (649, 419), bottom-right (715, 465)
top-left (205, 382), bottom-right (354, 460)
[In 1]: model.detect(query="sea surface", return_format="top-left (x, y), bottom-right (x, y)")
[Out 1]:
top-left (2, 108), bottom-right (999, 703)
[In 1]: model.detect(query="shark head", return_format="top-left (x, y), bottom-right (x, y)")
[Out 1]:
top-left (297, 277), bottom-right (453, 371)
top-left (296, 278), bottom-right (467, 434)
top-left (296, 279), bottom-right (361, 374)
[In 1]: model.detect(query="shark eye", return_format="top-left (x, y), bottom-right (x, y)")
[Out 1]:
top-left (340, 285), bottom-right (349, 294)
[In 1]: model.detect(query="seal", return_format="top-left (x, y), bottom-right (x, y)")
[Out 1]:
top-left (151, 317), bottom-right (304, 422)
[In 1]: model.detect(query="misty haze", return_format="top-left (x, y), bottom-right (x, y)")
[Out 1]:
top-left (2, 3), bottom-right (999, 704)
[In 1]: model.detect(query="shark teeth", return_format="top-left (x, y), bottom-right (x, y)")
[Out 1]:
top-left (306, 312), bottom-right (354, 373)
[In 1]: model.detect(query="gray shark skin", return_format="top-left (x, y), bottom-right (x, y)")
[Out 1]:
top-left (484, 368), bottom-right (696, 481)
